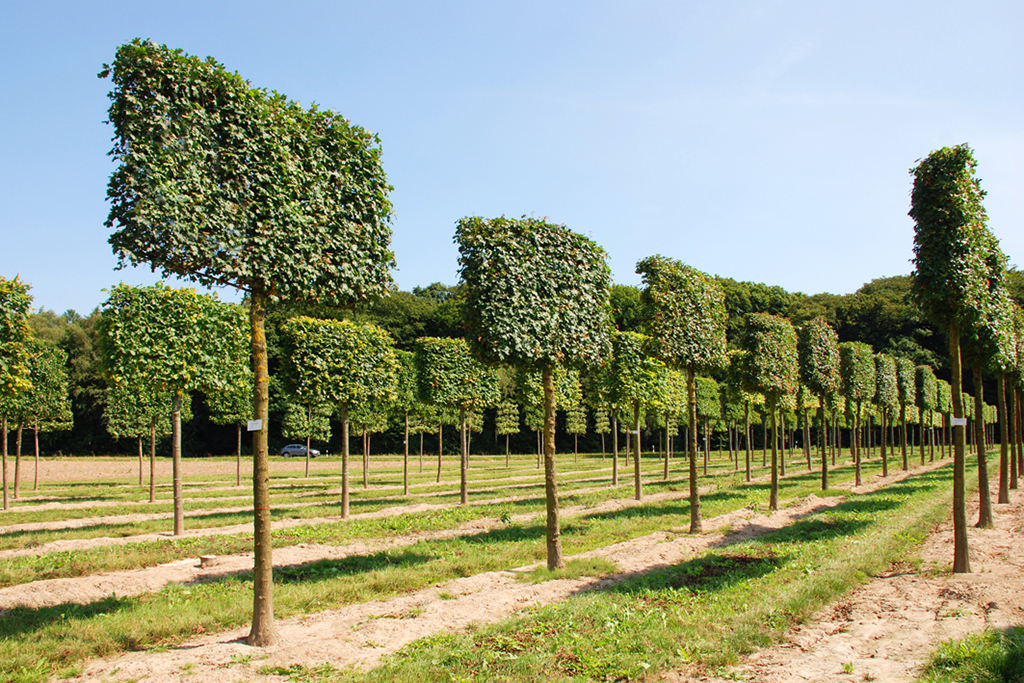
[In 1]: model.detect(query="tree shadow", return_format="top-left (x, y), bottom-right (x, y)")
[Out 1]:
top-left (0, 595), bottom-right (129, 639)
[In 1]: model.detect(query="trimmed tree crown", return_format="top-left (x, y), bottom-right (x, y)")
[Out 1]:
top-left (797, 317), bottom-right (840, 397)
top-left (739, 313), bottom-right (799, 403)
top-left (839, 341), bottom-right (875, 404)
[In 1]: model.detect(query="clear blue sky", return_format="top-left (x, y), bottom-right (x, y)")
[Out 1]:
top-left (2, 1), bottom-right (1021, 315)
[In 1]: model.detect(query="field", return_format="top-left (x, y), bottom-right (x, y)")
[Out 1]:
top-left (0, 447), bottom-right (1021, 683)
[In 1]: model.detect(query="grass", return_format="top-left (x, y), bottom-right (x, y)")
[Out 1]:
top-left (919, 628), bottom-right (1024, 682)
top-left (0, 453), bottom-right (955, 683)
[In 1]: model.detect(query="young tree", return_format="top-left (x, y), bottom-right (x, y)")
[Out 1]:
top-left (281, 402), bottom-right (332, 478)
top-left (281, 316), bottom-right (397, 517)
top-left (457, 216), bottom-right (612, 569)
top-left (740, 313), bottom-right (799, 510)
top-left (10, 340), bottom-right (72, 494)
top-left (910, 143), bottom-right (992, 573)
top-left (415, 337), bottom-right (499, 505)
top-left (695, 376), bottom-right (722, 476)
top-left (797, 318), bottom-right (841, 489)
top-left (99, 284), bottom-right (246, 535)
top-left (0, 277), bottom-right (32, 511)
top-left (494, 400), bottom-right (520, 467)
top-left (207, 379), bottom-right (252, 486)
top-left (915, 365), bottom-right (938, 466)
top-left (101, 39), bottom-right (395, 644)
top-left (105, 382), bottom-right (186, 501)
top-left (874, 353), bottom-right (899, 477)
top-left (895, 357), bottom-right (916, 471)
top-left (636, 256), bottom-right (728, 532)
top-left (565, 404), bottom-right (587, 462)
top-left (393, 350), bottom-right (417, 495)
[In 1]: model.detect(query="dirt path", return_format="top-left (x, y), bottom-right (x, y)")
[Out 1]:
top-left (687, 483), bottom-right (1024, 683)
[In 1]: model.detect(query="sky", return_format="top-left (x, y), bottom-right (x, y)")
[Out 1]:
top-left (1, 0), bottom-right (1022, 315)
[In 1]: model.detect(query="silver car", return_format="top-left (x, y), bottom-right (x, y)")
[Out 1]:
top-left (280, 444), bottom-right (321, 458)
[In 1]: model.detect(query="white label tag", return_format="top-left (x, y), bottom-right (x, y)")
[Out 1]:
top-left (951, 417), bottom-right (967, 427)
top-left (247, 419), bottom-right (264, 432)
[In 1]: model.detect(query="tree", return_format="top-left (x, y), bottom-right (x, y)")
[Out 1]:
top-left (457, 216), bottom-right (612, 570)
top-left (695, 376), bottom-right (722, 476)
top-left (98, 284), bottom-right (246, 535)
top-left (0, 276), bottom-right (32, 511)
top-left (102, 39), bottom-right (395, 644)
top-left (739, 313), bottom-right (799, 510)
top-left (637, 256), bottom-right (728, 532)
top-left (494, 400), bottom-right (520, 467)
top-left (839, 342), bottom-right (874, 486)
top-left (797, 318), bottom-right (841, 490)
top-left (895, 357), bottom-right (916, 471)
top-left (910, 143), bottom-right (992, 573)
top-left (874, 353), bottom-right (899, 477)
top-left (281, 402), bottom-right (332, 478)
top-left (207, 379), bottom-right (252, 486)
top-left (393, 350), bottom-right (417, 494)
top-left (281, 316), bottom-right (397, 517)
top-left (915, 365), bottom-right (938, 466)
top-left (611, 331), bottom-right (668, 501)
top-left (415, 337), bottom-right (499, 505)
top-left (565, 404), bottom-right (587, 462)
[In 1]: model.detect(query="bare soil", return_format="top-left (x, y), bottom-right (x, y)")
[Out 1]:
top-left (3, 458), bottom-right (1017, 683)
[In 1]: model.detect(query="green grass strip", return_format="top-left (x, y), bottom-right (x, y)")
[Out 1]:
top-left (918, 627), bottom-right (1024, 682)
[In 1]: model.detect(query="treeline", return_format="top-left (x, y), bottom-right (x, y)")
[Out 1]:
top-left (18, 269), bottom-right (1022, 459)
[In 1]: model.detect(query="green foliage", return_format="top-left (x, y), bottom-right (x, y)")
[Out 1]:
top-left (695, 376), bottom-right (722, 422)
top-left (915, 365), bottom-right (938, 412)
top-left (494, 400), bottom-right (520, 437)
top-left (101, 39), bottom-right (394, 303)
top-left (936, 379), bottom-right (952, 414)
top-left (636, 255), bottom-right (728, 374)
top-left (206, 380), bottom-right (251, 429)
top-left (874, 354), bottom-right (899, 410)
top-left (565, 405), bottom-right (587, 436)
top-left (609, 284), bottom-right (644, 331)
top-left (797, 317), bottom-right (840, 398)
top-left (593, 409), bottom-right (611, 435)
top-left (392, 350), bottom-right (417, 414)
top-left (0, 276), bottom-right (33, 400)
top-left (896, 357), bottom-right (916, 407)
top-left (281, 316), bottom-right (398, 410)
top-left (104, 383), bottom-right (179, 440)
top-left (910, 144), bottom-right (994, 331)
top-left (6, 339), bottom-right (72, 431)
top-left (715, 276), bottom-right (794, 344)
top-left (281, 403), bottom-right (332, 443)
top-left (98, 284), bottom-right (247, 394)
top-left (456, 215), bottom-right (612, 370)
top-left (516, 366), bottom-right (582, 411)
top-left (611, 332), bottom-right (668, 410)
top-left (415, 337), bottom-right (499, 410)
top-left (738, 313), bottom-right (798, 404)
top-left (839, 342), bottom-right (875, 404)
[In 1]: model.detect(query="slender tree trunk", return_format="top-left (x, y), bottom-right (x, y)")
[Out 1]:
top-left (436, 425), bottom-right (443, 483)
top-left (247, 285), bottom-right (278, 646)
top-left (777, 409), bottom-right (786, 477)
top-left (459, 406), bottom-right (468, 505)
top-left (930, 412), bottom-right (936, 462)
top-left (702, 420), bottom-right (709, 476)
top-left (974, 363), bottom-right (992, 528)
top-left (769, 399), bottom-right (779, 511)
top-left (363, 431), bottom-right (369, 488)
top-left (663, 412), bottom-right (670, 481)
top-left (137, 435), bottom-right (143, 487)
top-left (997, 373), bottom-right (1009, 505)
top-left (880, 408), bottom-right (889, 476)
top-left (404, 412), bottom-right (410, 496)
top-left (632, 402), bottom-right (642, 501)
top-left (949, 323), bottom-right (970, 573)
top-left (611, 412), bottom-right (619, 487)
top-left (803, 409), bottom-right (811, 470)
top-left (33, 419), bottom-right (40, 491)
top-left (237, 425), bottom-right (242, 487)
top-left (688, 367), bottom-right (702, 531)
top-left (171, 390), bottom-right (183, 535)
top-left (819, 401), bottom-right (828, 490)
top-left (305, 404), bottom-right (312, 479)
top-left (762, 421), bottom-right (767, 467)
top-left (1010, 387), bottom-right (1018, 490)
top-left (919, 409), bottom-right (926, 466)
top-left (14, 422), bottom-right (21, 499)
top-left (505, 433), bottom-right (510, 468)
top-left (854, 402), bottom-right (862, 486)
top-left (744, 402), bottom-right (751, 482)
top-left (149, 424), bottom-right (156, 503)
top-left (900, 403), bottom-right (909, 471)
top-left (419, 432), bottom-right (423, 473)
top-left (340, 404), bottom-right (350, 518)
top-left (2, 417), bottom-right (8, 510)
top-left (541, 365), bottom-right (564, 570)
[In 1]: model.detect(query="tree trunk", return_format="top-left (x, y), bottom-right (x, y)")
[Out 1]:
top-left (541, 365), bottom-right (564, 570)
top-left (340, 403), bottom-right (350, 518)
top-left (137, 435), bottom-right (143, 487)
top-left (149, 423), bottom-right (156, 503)
top-left (744, 401), bottom-right (751, 482)
top-left (769, 399), bottom-right (779, 511)
top-left (305, 403), bottom-right (312, 479)
top-left (404, 412), bottom-right (410, 496)
top-left (1010, 387), bottom-right (1018, 490)
top-left (974, 363), bottom-right (992, 528)
top-left (33, 419), bottom-right (40, 491)
top-left (505, 433), bottom-right (510, 468)
top-left (611, 412), bottom-right (619, 487)
top-left (2, 417), bottom-right (8, 510)
top-left (997, 373), bottom-right (1009, 505)
top-left (632, 401), bottom-right (642, 501)
top-left (854, 401), bottom-right (862, 486)
top-left (436, 425), bottom-right (443, 483)
top-left (803, 409), bottom-right (811, 470)
top-left (777, 409), bottom-right (786, 477)
top-left (819, 401), bottom-right (828, 490)
top-left (236, 425), bottom-right (242, 487)
top-left (663, 412), bottom-right (671, 481)
top-left (880, 408), bottom-right (888, 477)
top-left (900, 403), bottom-right (909, 471)
top-left (171, 390), bottom-right (183, 535)
top-left (949, 323), bottom-right (970, 573)
top-left (919, 412), bottom-right (926, 466)
top-left (419, 432), bottom-right (424, 473)
top-left (247, 283), bottom-right (278, 646)
top-left (687, 367), bottom-right (702, 531)
top-left (459, 406), bottom-right (468, 505)
top-left (14, 422), bottom-right (21, 499)
top-left (363, 432), bottom-right (369, 488)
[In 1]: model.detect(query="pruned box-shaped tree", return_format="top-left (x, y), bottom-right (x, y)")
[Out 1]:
top-left (874, 353), bottom-right (899, 477)
top-left (637, 255), bottom-right (728, 532)
top-left (797, 318), bottom-right (840, 490)
top-left (839, 341), bottom-right (875, 486)
top-left (0, 276), bottom-right (32, 511)
top-left (915, 365), bottom-right (938, 466)
top-left (456, 215), bottom-right (612, 569)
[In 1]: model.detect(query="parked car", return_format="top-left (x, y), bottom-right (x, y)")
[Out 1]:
top-left (280, 444), bottom-right (321, 458)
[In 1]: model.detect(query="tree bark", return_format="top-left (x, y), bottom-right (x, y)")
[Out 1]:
top-left (1010, 386), bottom-right (1018, 490)
top-left (247, 285), bottom-right (279, 646)
top-left (542, 365), bottom-right (564, 570)
top-left (2, 417), bottom-right (8, 510)
top-left (459, 406), bottom-right (468, 505)
top-left (149, 423), bottom-right (156, 503)
top-left (137, 435), bottom-right (143, 487)
top-left (632, 402), bottom-right (642, 501)
top-left (997, 373), bottom-right (1009, 505)
top-left (687, 367), bottom-right (702, 531)
top-left (854, 402), bottom-right (862, 486)
top-left (437, 425), bottom-right (443, 483)
top-left (14, 422), bottom-right (21, 499)
top-left (769, 399), bottom-right (779, 511)
top-left (33, 419), bottom-right (40, 491)
top-left (404, 412), bottom-right (410, 496)
top-left (305, 404), bottom-right (312, 479)
top-left (744, 401), bottom-right (751, 482)
top-left (974, 363), bottom-right (992, 528)
top-left (236, 425), bottom-right (242, 487)
top-left (949, 323), bottom-right (970, 573)
top-left (900, 403), bottom-right (909, 471)
top-left (611, 412), bottom-right (619, 487)
top-left (880, 408), bottom-right (889, 477)
top-left (340, 403), bottom-right (350, 518)
top-left (363, 431), bottom-right (369, 488)
top-left (171, 390), bottom-right (183, 535)
top-left (663, 412), bottom-right (670, 481)
top-left (819, 400), bottom-right (828, 490)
